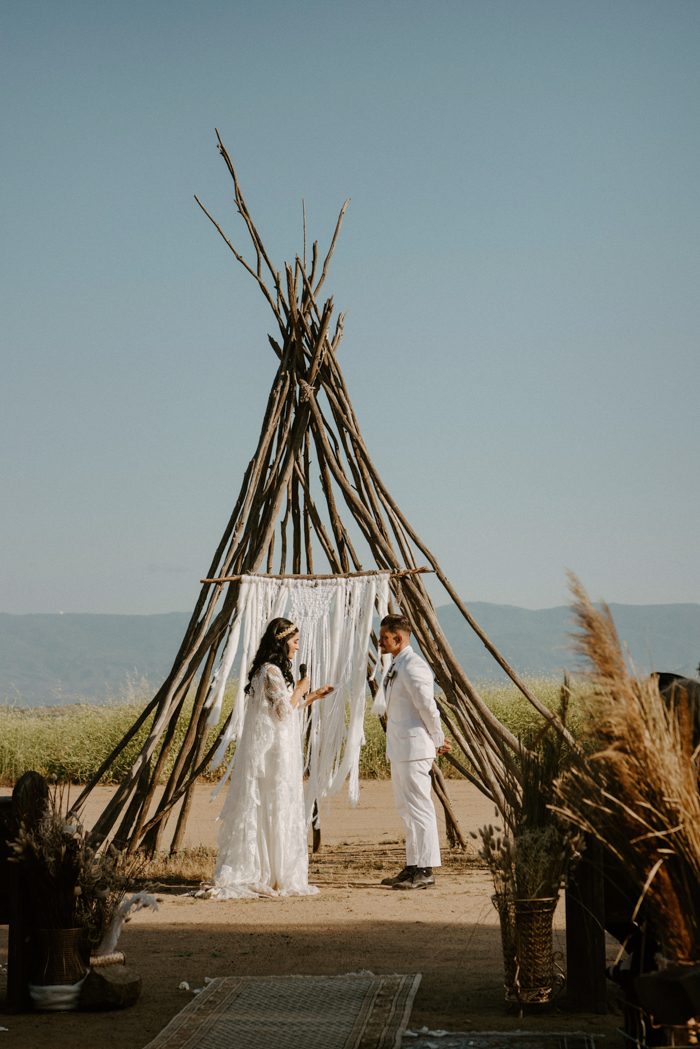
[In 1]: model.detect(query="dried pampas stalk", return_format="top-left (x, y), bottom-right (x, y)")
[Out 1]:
top-left (553, 574), bottom-right (700, 961)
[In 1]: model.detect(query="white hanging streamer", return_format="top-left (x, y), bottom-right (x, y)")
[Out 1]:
top-left (205, 572), bottom-right (390, 818)
top-left (208, 576), bottom-right (290, 773)
top-left (204, 576), bottom-right (251, 729)
top-left (301, 575), bottom-right (377, 816)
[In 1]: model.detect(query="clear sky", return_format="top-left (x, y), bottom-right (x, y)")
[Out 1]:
top-left (2, 1), bottom-right (699, 615)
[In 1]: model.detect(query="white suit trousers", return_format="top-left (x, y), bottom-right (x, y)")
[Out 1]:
top-left (390, 757), bottom-right (441, 868)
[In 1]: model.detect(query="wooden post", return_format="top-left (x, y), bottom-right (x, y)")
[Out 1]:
top-left (6, 772), bottom-right (49, 1010)
top-left (0, 798), bottom-right (13, 926)
top-left (564, 836), bottom-right (608, 1013)
top-left (6, 860), bottom-right (32, 1010)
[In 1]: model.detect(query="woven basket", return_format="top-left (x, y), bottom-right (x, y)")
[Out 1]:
top-left (29, 927), bottom-right (88, 1010)
top-left (492, 894), bottom-right (559, 1005)
top-left (492, 893), bottom-right (517, 995)
top-left (512, 897), bottom-right (558, 1004)
top-left (31, 927), bottom-right (88, 986)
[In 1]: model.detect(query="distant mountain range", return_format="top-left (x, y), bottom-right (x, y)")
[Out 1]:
top-left (1, 603), bottom-right (698, 706)
top-left (440, 602), bottom-right (699, 684)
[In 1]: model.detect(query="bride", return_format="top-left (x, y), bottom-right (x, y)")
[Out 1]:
top-left (206, 617), bottom-right (333, 899)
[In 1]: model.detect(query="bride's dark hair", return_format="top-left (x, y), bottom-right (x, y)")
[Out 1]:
top-left (244, 617), bottom-right (298, 694)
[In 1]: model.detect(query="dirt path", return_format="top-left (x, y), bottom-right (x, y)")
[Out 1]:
top-left (0, 781), bottom-right (621, 1048)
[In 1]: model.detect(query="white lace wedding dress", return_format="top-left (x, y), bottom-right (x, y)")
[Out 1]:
top-left (207, 662), bottom-right (318, 899)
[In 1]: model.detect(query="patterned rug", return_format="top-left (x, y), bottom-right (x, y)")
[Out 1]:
top-left (144, 972), bottom-right (422, 1049)
top-left (405, 1034), bottom-right (600, 1049)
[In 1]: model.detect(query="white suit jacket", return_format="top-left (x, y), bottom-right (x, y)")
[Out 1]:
top-left (385, 646), bottom-right (445, 763)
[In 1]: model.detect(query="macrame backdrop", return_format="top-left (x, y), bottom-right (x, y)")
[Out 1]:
top-left (204, 573), bottom-right (389, 821)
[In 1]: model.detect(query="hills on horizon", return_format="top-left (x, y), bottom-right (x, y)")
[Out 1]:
top-left (1, 601), bottom-right (698, 707)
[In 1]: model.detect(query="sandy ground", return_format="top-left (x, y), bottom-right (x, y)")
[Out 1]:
top-left (0, 780), bottom-right (622, 1048)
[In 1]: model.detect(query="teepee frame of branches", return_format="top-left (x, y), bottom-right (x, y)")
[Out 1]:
top-left (72, 133), bottom-right (574, 856)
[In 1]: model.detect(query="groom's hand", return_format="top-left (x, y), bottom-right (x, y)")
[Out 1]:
top-left (436, 741), bottom-right (452, 756)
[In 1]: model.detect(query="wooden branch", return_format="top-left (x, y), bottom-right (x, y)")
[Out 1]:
top-left (279, 481), bottom-right (291, 573)
top-left (142, 641), bottom-right (221, 854)
top-left (135, 707), bottom-right (238, 843)
top-left (301, 385), bottom-right (523, 806)
top-left (314, 199), bottom-right (350, 298)
top-left (193, 194), bottom-right (285, 330)
top-left (430, 764), bottom-right (467, 850)
top-left (71, 692), bottom-right (160, 817)
top-left (214, 131), bottom-right (283, 296)
top-left (291, 464), bottom-right (302, 574)
top-left (302, 435), bottom-right (314, 573)
top-left (126, 687), bottom-right (189, 849)
top-left (292, 459), bottom-right (340, 571)
top-left (318, 360), bottom-right (573, 751)
top-left (201, 567), bottom-right (431, 583)
top-left (310, 428), bottom-right (356, 572)
top-left (322, 361), bottom-right (577, 749)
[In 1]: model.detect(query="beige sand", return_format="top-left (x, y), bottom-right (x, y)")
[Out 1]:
top-left (0, 781), bottom-right (620, 1048)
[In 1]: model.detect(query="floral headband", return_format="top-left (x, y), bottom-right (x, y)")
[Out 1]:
top-left (275, 623), bottom-right (298, 641)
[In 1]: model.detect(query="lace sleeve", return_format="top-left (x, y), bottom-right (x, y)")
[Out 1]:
top-left (262, 664), bottom-right (293, 721)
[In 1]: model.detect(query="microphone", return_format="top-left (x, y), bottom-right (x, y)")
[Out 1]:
top-left (299, 663), bottom-right (307, 680)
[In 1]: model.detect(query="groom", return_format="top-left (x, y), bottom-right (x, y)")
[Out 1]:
top-left (378, 613), bottom-right (450, 890)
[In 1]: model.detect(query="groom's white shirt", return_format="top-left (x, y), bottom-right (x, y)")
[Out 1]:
top-left (385, 645), bottom-right (445, 762)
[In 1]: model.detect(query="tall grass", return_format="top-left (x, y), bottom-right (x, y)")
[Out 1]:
top-left (0, 696), bottom-right (234, 786)
top-left (554, 575), bottom-right (700, 961)
top-left (0, 677), bottom-right (586, 787)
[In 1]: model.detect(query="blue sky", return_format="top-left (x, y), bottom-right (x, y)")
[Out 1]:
top-left (2, 1), bottom-right (699, 614)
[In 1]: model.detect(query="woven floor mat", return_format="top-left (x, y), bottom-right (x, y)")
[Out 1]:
top-left (404, 1034), bottom-right (600, 1049)
top-left (143, 972), bottom-right (422, 1049)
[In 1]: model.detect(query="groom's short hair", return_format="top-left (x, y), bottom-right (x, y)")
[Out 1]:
top-left (380, 613), bottom-right (411, 635)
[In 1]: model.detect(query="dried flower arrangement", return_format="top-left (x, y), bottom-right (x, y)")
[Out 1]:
top-left (476, 702), bottom-right (582, 1005)
top-left (552, 574), bottom-right (700, 964)
top-left (477, 685), bottom-right (583, 901)
top-left (9, 782), bottom-right (156, 957)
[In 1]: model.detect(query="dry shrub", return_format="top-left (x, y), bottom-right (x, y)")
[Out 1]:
top-left (9, 781), bottom-right (147, 951)
top-left (478, 680), bottom-right (583, 899)
top-left (139, 846), bottom-right (216, 886)
top-left (553, 574), bottom-right (700, 961)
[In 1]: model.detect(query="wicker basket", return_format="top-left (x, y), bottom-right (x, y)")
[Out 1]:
top-left (29, 927), bottom-right (88, 1010)
top-left (31, 927), bottom-right (88, 986)
top-left (513, 897), bottom-right (559, 1004)
top-left (492, 893), bottom-right (517, 995)
top-left (492, 893), bottom-right (559, 1005)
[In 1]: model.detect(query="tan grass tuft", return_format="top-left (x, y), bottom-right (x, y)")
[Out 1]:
top-left (554, 575), bottom-right (700, 961)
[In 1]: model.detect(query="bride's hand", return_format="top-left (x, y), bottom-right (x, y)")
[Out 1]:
top-left (309, 684), bottom-right (334, 703)
top-left (291, 676), bottom-right (310, 709)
